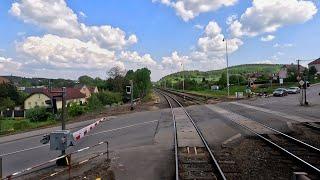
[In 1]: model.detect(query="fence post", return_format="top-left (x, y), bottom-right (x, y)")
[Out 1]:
top-left (12, 110), bottom-right (14, 118)
top-left (0, 157), bottom-right (3, 179)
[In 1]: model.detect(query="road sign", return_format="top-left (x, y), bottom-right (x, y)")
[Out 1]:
top-left (297, 76), bottom-right (301, 81)
top-left (299, 80), bottom-right (305, 86)
top-left (126, 86), bottom-right (132, 94)
top-left (279, 78), bottom-right (283, 85)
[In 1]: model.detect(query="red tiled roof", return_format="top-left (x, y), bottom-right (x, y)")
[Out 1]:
top-left (0, 77), bottom-right (10, 84)
top-left (27, 88), bottom-right (86, 100)
top-left (88, 87), bottom-right (96, 93)
top-left (309, 58), bottom-right (320, 65)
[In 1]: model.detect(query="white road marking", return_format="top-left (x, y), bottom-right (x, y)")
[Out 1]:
top-left (0, 119), bottom-right (159, 157)
top-left (222, 133), bottom-right (242, 146)
top-left (230, 102), bottom-right (316, 123)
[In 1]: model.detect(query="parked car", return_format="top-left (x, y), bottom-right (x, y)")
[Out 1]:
top-left (273, 88), bottom-right (288, 97)
top-left (287, 87), bottom-right (301, 94)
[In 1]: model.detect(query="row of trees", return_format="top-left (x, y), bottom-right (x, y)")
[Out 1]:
top-left (78, 67), bottom-right (152, 101)
top-left (0, 83), bottom-right (27, 111)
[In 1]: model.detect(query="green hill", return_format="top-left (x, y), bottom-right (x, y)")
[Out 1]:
top-left (159, 64), bottom-right (283, 83)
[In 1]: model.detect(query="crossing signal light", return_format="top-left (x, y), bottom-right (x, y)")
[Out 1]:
top-left (45, 99), bottom-right (58, 114)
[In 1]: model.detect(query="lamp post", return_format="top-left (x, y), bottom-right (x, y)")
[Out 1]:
top-left (223, 38), bottom-right (230, 97)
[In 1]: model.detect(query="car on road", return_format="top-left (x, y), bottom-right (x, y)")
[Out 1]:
top-left (273, 88), bottom-right (288, 97)
top-left (287, 87), bottom-right (301, 94)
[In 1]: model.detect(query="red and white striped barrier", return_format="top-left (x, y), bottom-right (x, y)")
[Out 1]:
top-left (72, 117), bottom-right (106, 141)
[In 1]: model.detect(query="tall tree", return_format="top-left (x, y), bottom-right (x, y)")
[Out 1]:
top-left (309, 66), bottom-right (318, 76)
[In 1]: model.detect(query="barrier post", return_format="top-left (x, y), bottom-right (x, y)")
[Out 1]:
top-left (107, 141), bottom-right (109, 160)
top-left (0, 157), bottom-right (2, 179)
top-left (68, 154), bottom-right (72, 179)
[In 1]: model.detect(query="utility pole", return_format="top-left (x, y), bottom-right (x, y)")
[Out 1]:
top-left (297, 59), bottom-right (309, 106)
top-left (223, 38), bottom-right (230, 97)
top-left (181, 63), bottom-right (185, 91)
top-left (50, 87), bottom-right (67, 156)
top-left (130, 80), bottom-right (134, 111)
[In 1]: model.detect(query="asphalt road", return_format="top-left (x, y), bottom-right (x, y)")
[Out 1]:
top-left (0, 84), bottom-right (319, 179)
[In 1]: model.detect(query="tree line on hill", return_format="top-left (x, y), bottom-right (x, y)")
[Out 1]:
top-left (159, 64), bottom-right (319, 91)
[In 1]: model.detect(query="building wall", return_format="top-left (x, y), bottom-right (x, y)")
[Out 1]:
top-left (24, 93), bottom-right (50, 110)
top-left (56, 98), bottom-right (86, 109)
top-left (309, 64), bottom-right (320, 73)
top-left (80, 86), bottom-right (91, 99)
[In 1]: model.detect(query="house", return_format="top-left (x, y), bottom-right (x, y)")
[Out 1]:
top-left (0, 76), bottom-right (10, 84)
top-left (24, 88), bottom-right (86, 110)
top-left (278, 64), bottom-right (306, 79)
top-left (76, 85), bottom-right (99, 99)
top-left (308, 58), bottom-right (320, 74)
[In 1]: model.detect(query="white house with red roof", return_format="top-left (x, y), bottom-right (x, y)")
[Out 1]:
top-left (308, 58), bottom-right (320, 74)
top-left (24, 88), bottom-right (86, 110)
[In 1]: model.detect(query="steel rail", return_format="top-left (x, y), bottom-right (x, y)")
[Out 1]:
top-left (253, 120), bottom-right (320, 153)
top-left (223, 117), bottom-right (320, 174)
top-left (159, 90), bottom-right (227, 180)
top-left (155, 90), bottom-right (179, 180)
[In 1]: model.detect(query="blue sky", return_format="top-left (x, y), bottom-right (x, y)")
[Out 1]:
top-left (0, 0), bottom-right (319, 80)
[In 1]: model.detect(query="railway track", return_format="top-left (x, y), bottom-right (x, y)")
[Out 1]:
top-left (155, 89), bottom-right (226, 180)
top-left (158, 88), bottom-right (207, 105)
top-left (159, 89), bottom-right (320, 179)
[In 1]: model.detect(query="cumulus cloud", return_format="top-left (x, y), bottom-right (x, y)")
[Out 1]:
top-left (161, 21), bottom-right (243, 72)
top-left (229, 0), bottom-right (317, 37)
top-left (119, 51), bottom-right (157, 67)
top-left (261, 35), bottom-right (275, 42)
top-left (0, 56), bottom-right (22, 74)
top-left (197, 21), bottom-right (243, 57)
top-left (17, 34), bottom-right (123, 70)
top-left (153, 0), bottom-right (238, 21)
top-left (161, 51), bottom-right (190, 69)
top-left (10, 0), bottom-right (137, 50)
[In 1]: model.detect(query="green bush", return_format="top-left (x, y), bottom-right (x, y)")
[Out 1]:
top-left (68, 103), bottom-right (86, 117)
top-left (96, 91), bottom-right (122, 105)
top-left (87, 94), bottom-right (103, 111)
top-left (25, 107), bottom-right (53, 122)
top-left (13, 120), bottom-right (31, 131)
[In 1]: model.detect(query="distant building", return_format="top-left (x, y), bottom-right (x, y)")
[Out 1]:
top-left (75, 85), bottom-right (99, 100)
top-left (24, 88), bottom-right (86, 110)
top-left (278, 64), bottom-right (306, 79)
top-left (308, 58), bottom-right (320, 74)
top-left (0, 76), bottom-right (10, 84)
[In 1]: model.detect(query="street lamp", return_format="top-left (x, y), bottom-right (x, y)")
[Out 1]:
top-left (223, 38), bottom-right (230, 97)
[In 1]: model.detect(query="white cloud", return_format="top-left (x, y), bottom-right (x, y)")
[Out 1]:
top-left (226, 14), bottom-right (237, 25)
top-left (194, 24), bottom-right (204, 30)
top-left (153, 0), bottom-right (238, 21)
top-left (161, 21), bottom-right (243, 73)
top-left (0, 56), bottom-right (22, 74)
top-left (229, 0), bottom-right (317, 37)
top-left (161, 51), bottom-right (190, 69)
top-left (79, 11), bottom-right (87, 18)
top-left (273, 43), bottom-right (293, 48)
top-left (119, 51), bottom-right (157, 67)
top-left (10, 0), bottom-right (137, 50)
top-left (17, 34), bottom-right (123, 70)
top-left (261, 35), bottom-right (275, 42)
top-left (197, 21), bottom-right (243, 56)
top-left (253, 60), bottom-right (273, 64)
